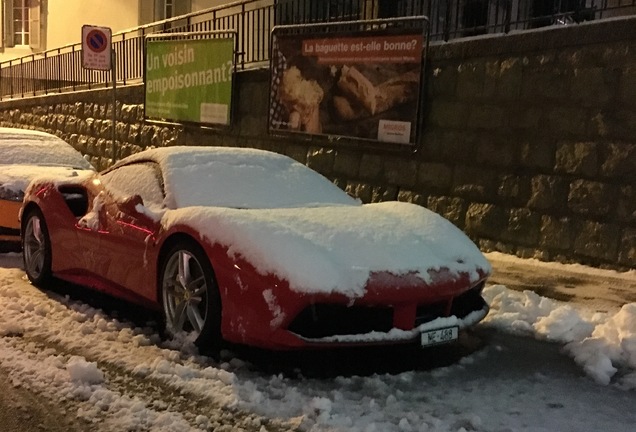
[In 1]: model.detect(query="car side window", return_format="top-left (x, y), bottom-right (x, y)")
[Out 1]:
top-left (100, 162), bottom-right (165, 208)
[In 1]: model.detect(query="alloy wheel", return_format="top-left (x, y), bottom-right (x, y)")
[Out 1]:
top-left (161, 249), bottom-right (210, 337)
top-left (23, 212), bottom-right (49, 283)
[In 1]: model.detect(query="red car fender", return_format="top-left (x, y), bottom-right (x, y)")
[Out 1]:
top-left (23, 181), bottom-right (87, 273)
top-left (156, 223), bottom-right (301, 345)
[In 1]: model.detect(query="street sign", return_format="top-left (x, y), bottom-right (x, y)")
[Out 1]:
top-left (82, 25), bottom-right (112, 70)
top-left (81, 24), bottom-right (117, 161)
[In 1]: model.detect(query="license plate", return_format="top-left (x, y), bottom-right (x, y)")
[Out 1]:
top-left (421, 327), bottom-right (459, 347)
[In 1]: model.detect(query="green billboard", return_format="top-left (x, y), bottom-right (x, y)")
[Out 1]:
top-left (145, 37), bottom-right (234, 125)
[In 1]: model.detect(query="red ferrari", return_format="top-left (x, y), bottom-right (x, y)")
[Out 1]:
top-left (21, 146), bottom-right (491, 352)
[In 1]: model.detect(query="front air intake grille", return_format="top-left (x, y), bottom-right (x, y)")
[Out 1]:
top-left (414, 301), bottom-right (448, 326)
top-left (415, 282), bottom-right (487, 326)
top-left (0, 227), bottom-right (20, 236)
top-left (288, 304), bottom-right (393, 339)
top-left (450, 284), bottom-right (487, 319)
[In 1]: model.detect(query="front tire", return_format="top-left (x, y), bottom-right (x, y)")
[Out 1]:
top-left (159, 241), bottom-right (222, 354)
top-left (22, 208), bottom-right (53, 287)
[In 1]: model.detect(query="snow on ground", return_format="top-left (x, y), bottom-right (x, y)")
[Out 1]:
top-left (0, 252), bottom-right (635, 431)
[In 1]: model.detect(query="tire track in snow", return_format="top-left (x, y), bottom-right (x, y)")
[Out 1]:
top-left (0, 268), bottom-right (299, 431)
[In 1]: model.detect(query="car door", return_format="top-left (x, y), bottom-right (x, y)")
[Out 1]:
top-left (80, 161), bottom-right (165, 301)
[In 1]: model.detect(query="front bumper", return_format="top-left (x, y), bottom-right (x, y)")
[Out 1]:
top-left (291, 288), bottom-right (489, 346)
top-left (220, 257), bottom-right (491, 350)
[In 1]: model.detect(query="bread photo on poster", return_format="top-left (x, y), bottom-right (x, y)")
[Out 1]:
top-left (269, 33), bottom-right (423, 143)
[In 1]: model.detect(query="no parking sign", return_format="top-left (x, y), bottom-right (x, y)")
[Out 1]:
top-left (82, 25), bottom-right (112, 70)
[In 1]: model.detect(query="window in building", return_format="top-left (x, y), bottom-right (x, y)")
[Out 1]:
top-left (1, 0), bottom-right (43, 50)
top-left (153, 0), bottom-right (189, 21)
top-left (165, 0), bottom-right (174, 19)
top-left (12, 0), bottom-right (29, 45)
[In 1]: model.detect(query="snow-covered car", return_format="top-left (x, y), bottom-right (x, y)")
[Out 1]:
top-left (0, 127), bottom-right (94, 245)
top-left (20, 146), bottom-right (491, 352)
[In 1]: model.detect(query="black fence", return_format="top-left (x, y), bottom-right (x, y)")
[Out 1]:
top-left (1, 0), bottom-right (635, 100)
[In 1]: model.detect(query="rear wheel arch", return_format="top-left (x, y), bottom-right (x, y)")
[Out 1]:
top-left (20, 202), bottom-right (41, 231)
top-left (21, 205), bottom-right (53, 287)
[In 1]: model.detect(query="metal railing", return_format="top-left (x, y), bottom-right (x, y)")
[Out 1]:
top-left (0, 0), bottom-right (277, 99)
top-left (1, 0), bottom-right (635, 100)
top-left (426, 0), bottom-right (636, 40)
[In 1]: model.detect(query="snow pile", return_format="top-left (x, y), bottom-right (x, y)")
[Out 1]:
top-left (567, 304), bottom-right (636, 387)
top-left (483, 285), bottom-right (636, 388)
top-left (66, 356), bottom-right (104, 384)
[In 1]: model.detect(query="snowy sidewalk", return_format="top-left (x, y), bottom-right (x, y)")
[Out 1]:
top-left (486, 252), bottom-right (636, 312)
top-left (483, 252), bottom-right (636, 388)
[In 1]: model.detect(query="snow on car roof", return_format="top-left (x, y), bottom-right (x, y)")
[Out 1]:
top-left (117, 146), bottom-right (358, 209)
top-left (0, 127), bottom-right (93, 170)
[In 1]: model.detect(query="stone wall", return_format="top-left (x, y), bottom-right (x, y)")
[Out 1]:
top-left (1, 17), bottom-right (636, 270)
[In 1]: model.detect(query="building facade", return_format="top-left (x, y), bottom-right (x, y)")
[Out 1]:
top-left (0, 0), bottom-right (234, 63)
top-left (2, 1), bottom-right (635, 64)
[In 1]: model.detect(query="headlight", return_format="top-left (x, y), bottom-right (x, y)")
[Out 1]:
top-left (0, 185), bottom-right (24, 202)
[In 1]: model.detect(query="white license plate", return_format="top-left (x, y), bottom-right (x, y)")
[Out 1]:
top-left (421, 327), bottom-right (459, 347)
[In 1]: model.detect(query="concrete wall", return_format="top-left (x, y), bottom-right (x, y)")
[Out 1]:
top-left (1, 17), bottom-right (636, 270)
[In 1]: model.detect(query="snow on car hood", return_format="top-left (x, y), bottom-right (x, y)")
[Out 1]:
top-left (0, 165), bottom-right (93, 194)
top-left (162, 201), bottom-right (491, 297)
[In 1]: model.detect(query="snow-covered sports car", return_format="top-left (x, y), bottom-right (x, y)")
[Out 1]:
top-left (0, 128), bottom-right (93, 246)
top-left (21, 146), bottom-right (490, 352)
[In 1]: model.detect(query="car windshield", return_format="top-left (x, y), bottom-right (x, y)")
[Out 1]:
top-left (0, 132), bottom-right (93, 170)
top-left (160, 148), bottom-right (360, 209)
